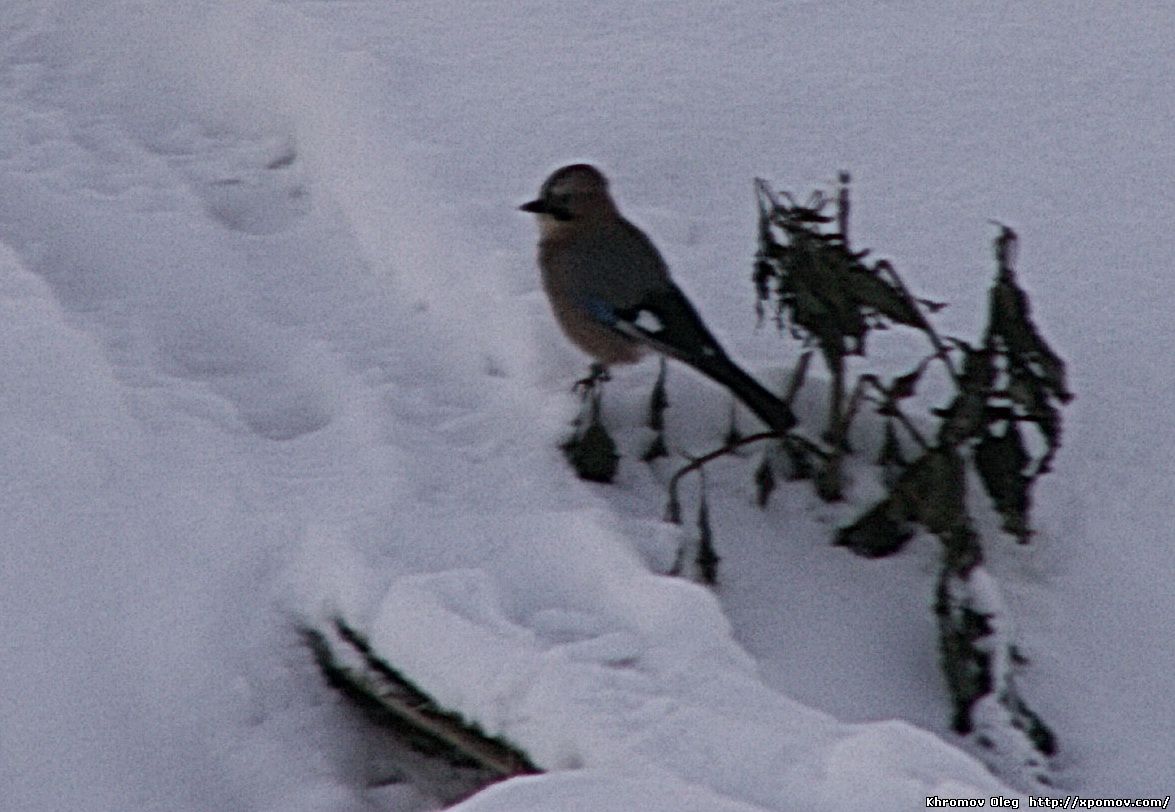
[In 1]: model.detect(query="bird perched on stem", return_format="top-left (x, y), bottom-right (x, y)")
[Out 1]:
top-left (520, 163), bottom-right (795, 436)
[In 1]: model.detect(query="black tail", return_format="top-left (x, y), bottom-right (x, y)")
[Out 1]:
top-left (687, 352), bottom-right (796, 435)
top-left (611, 283), bottom-right (796, 435)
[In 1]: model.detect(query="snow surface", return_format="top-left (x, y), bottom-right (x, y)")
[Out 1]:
top-left (2, 1), bottom-right (1173, 809)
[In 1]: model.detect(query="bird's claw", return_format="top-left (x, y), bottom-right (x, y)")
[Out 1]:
top-left (573, 363), bottom-right (611, 397)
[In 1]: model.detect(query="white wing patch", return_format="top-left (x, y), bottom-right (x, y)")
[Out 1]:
top-left (633, 309), bottom-right (664, 334)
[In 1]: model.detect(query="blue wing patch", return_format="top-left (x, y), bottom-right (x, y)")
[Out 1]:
top-left (582, 297), bottom-right (619, 326)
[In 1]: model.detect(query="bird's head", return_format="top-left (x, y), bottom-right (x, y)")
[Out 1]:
top-left (520, 164), bottom-right (617, 234)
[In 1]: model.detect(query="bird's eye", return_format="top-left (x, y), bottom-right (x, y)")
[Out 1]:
top-left (547, 194), bottom-right (574, 221)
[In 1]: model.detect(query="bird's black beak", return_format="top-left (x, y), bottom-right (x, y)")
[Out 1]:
top-left (519, 199), bottom-right (548, 214)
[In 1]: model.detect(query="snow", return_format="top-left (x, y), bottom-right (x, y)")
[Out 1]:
top-left (2, 1), bottom-right (1172, 809)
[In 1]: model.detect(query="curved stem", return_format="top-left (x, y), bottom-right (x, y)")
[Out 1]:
top-left (665, 429), bottom-right (829, 523)
top-left (877, 262), bottom-right (962, 385)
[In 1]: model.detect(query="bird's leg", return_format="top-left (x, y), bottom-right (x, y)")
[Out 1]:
top-left (642, 357), bottom-right (670, 462)
top-left (569, 362), bottom-right (608, 436)
top-left (573, 362), bottom-right (611, 399)
top-left (562, 362), bottom-right (619, 483)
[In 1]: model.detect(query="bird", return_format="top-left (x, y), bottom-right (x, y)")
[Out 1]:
top-left (520, 163), bottom-right (795, 435)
